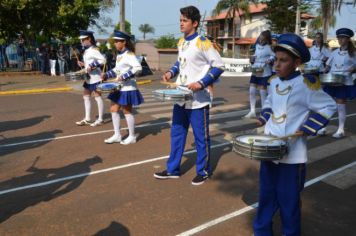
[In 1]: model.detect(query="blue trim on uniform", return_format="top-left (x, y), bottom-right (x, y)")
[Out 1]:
top-left (300, 113), bottom-right (329, 135)
top-left (258, 108), bottom-right (272, 125)
top-left (89, 60), bottom-right (101, 68)
top-left (105, 70), bottom-right (117, 80)
top-left (185, 32), bottom-right (198, 41)
top-left (83, 81), bottom-right (100, 92)
top-left (323, 85), bottom-right (356, 100)
top-left (118, 49), bottom-right (128, 55)
top-left (122, 70), bottom-right (134, 80)
top-left (250, 75), bottom-right (270, 86)
top-left (280, 70), bottom-right (300, 81)
top-left (200, 67), bottom-right (224, 87)
top-left (107, 90), bottom-right (144, 106)
top-left (167, 104), bottom-right (211, 176)
top-left (169, 61), bottom-right (180, 77)
top-left (253, 161), bottom-right (306, 236)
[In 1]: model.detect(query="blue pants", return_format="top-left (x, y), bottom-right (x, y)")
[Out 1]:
top-left (166, 104), bottom-right (211, 176)
top-left (253, 161), bottom-right (306, 236)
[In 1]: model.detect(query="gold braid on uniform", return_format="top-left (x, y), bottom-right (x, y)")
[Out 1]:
top-left (177, 37), bottom-right (184, 47)
top-left (268, 74), bottom-right (278, 84)
top-left (196, 36), bottom-right (212, 51)
top-left (303, 75), bottom-right (321, 90)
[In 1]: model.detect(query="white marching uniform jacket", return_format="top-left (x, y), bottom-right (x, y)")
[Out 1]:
top-left (259, 72), bottom-right (336, 164)
top-left (326, 48), bottom-right (356, 86)
top-left (169, 33), bottom-right (224, 109)
top-left (308, 45), bottom-right (330, 71)
top-left (253, 44), bottom-right (275, 77)
top-left (83, 46), bottom-right (106, 84)
top-left (106, 50), bottom-right (142, 91)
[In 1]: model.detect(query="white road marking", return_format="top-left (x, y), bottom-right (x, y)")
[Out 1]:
top-left (176, 160), bottom-right (356, 236)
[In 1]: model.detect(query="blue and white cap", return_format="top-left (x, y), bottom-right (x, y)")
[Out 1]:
top-left (79, 30), bottom-right (94, 39)
top-left (275, 33), bottom-right (310, 63)
top-left (113, 30), bottom-right (131, 40)
top-left (336, 28), bottom-right (354, 38)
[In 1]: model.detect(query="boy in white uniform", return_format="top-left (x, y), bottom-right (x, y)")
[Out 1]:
top-left (254, 33), bottom-right (336, 236)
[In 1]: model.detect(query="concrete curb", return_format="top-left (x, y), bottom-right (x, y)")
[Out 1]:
top-left (137, 79), bottom-right (152, 85)
top-left (0, 87), bottom-right (73, 95)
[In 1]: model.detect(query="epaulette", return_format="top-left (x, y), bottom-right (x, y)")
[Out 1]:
top-left (92, 46), bottom-right (99, 51)
top-left (196, 36), bottom-right (211, 51)
top-left (303, 74), bottom-right (321, 90)
top-left (267, 74), bottom-right (278, 84)
top-left (177, 37), bottom-right (184, 47)
top-left (127, 51), bottom-right (135, 56)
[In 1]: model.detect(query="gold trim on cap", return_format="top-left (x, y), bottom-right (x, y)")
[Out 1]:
top-left (276, 44), bottom-right (301, 58)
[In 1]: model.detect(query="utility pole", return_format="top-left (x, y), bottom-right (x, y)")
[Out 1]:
top-left (120, 0), bottom-right (125, 32)
top-left (295, 0), bottom-right (301, 35)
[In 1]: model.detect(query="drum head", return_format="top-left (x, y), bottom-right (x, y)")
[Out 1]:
top-left (154, 89), bottom-right (191, 96)
top-left (236, 135), bottom-right (286, 147)
top-left (98, 82), bottom-right (120, 90)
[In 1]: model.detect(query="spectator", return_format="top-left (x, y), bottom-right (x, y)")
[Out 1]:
top-left (48, 45), bottom-right (57, 76)
top-left (57, 44), bottom-right (68, 76)
top-left (69, 45), bottom-right (80, 72)
top-left (17, 36), bottom-right (26, 71)
top-left (37, 43), bottom-right (49, 75)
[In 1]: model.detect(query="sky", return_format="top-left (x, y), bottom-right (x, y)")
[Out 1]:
top-left (90, 0), bottom-right (356, 40)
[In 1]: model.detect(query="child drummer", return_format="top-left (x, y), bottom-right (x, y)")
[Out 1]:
top-left (254, 33), bottom-right (336, 236)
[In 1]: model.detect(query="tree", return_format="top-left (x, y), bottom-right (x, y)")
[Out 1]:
top-left (155, 35), bottom-right (177, 49)
top-left (318, 0), bottom-right (356, 41)
top-left (114, 21), bottom-right (132, 34)
top-left (139, 24), bottom-right (155, 40)
top-left (262, 0), bottom-right (310, 34)
top-left (0, 0), bottom-right (115, 42)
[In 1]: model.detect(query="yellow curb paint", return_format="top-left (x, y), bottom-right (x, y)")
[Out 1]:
top-left (0, 87), bottom-right (73, 95)
top-left (137, 79), bottom-right (152, 85)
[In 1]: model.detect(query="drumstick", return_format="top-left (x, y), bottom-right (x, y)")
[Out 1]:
top-left (160, 81), bottom-right (179, 88)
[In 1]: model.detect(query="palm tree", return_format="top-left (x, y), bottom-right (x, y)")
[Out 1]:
top-left (319, 0), bottom-right (356, 41)
top-left (212, 0), bottom-right (257, 58)
top-left (138, 24), bottom-right (155, 40)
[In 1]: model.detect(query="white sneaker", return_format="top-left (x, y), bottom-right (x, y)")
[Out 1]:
top-left (317, 128), bottom-right (327, 136)
top-left (90, 119), bottom-right (104, 127)
top-left (244, 111), bottom-right (256, 119)
top-left (76, 119), bottom-right (91, 126)
top-left (104, 135), bottom-right (122, 144)
top-left (332, 131), bottom-right (345, 139)
top-left (120, 135), bottom-right (137, 145)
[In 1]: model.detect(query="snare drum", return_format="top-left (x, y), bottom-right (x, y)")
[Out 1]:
top-left (153, 89), bottom-right (192, 102)
top-left (251, 66), bottom-right (264, 76)
top-left (64, 72), bottom-right (86, 81)
top-left (320, 73), bottom-right (345, 86)
top-left (97, 82), bottom-right (122, 95)
top-left (233, 134), bottom-right (287, 161)
top-left (302, 67), bottom-right (319, 74)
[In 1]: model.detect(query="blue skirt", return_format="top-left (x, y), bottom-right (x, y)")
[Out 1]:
top-left (250, 75), bottom-right (270, 86)
top-left (108, 90), bottom-right (144, 106)
top-left (323, 85), bottom-right (356, 100)
top-left (83, 81), bottom-right (100, 92)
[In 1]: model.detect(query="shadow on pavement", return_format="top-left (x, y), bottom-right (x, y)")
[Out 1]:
top-left (93, 221), bottom-right (130, 236)
top-left (0, 129), bottom-right (62, 156)
top-left (0, 115), bottom-right (51, 133)
top-left (0, 155), bottom-right (102, 223)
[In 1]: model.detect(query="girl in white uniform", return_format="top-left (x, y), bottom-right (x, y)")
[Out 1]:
top-left (307, 32), bottom-right (330, 73)
top-left (245, 30), bottom-right (275, 118)
top-left (76, 30), bottom-right (106, 127)
top-left (102, 30), bottom-right (143, 145)
top-left (323, 28), bottom-right (356, 138)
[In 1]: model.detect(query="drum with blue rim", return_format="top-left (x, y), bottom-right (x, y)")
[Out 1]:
top-left (97, 82), bottom-right (122, 95)
top-left (153, 89), bottom-right (192, 102)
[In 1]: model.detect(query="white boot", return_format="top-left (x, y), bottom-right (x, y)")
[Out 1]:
top-left (244, 110), bottom-right (256, 119)
top-left (317, 127), bottom-right (327, 136)
top-left (332, 130), bottom-right (345, 139)
top-left (120, 135), bottom-right (136, 145)
top-left (104, 134), bottom-right (122, 144)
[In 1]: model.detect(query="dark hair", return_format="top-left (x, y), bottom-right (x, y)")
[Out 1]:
top-left (274, 46), bottom-right (299, 61)
top-left (125, 39), bottom-right (135, 53)
top-left (89, 34), bottom-right (96, 45)
top-left (315, 32), bottom-right (326, 52)
top-left (180, 6), bottom-right (201, 29)
top-left (346, 40), bottom-right (355, 57)
top-left (260, 30), bottom-right (272, 45)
